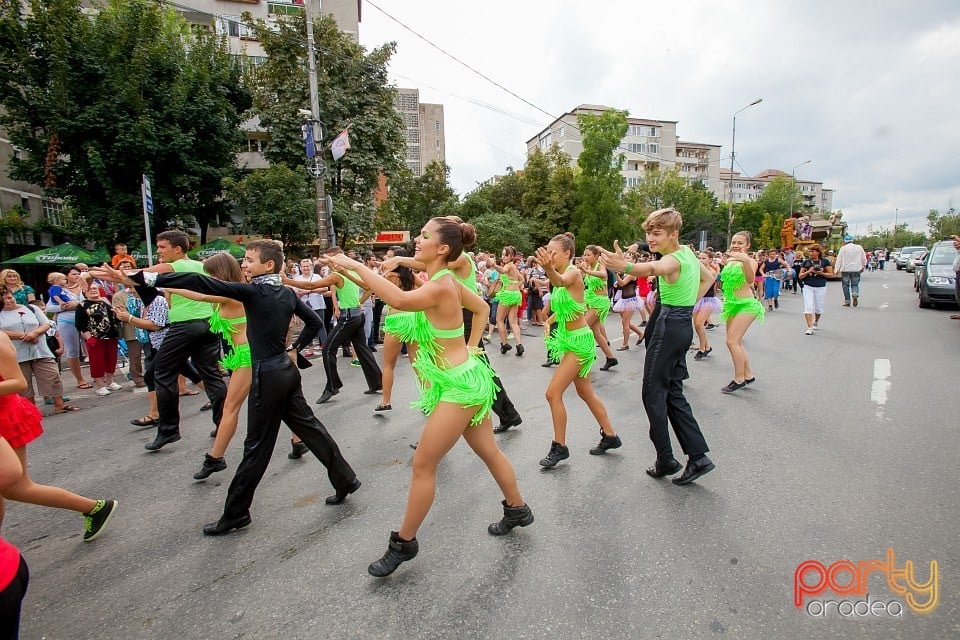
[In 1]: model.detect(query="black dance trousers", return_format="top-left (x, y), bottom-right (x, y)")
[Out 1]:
top-left (463, 309), bottom-right (520, 423)
top-left (0, 556), bottom-right (28, 640)
top-left (642, 304), bottom-right (709, 460)
top-left (322, 312), bottom-right (381, 393)
top-left (154, 320), bottom-right (227, 439)
top-left (222, 357), bottom-right (357, 520)
top-left (143, 342), bottom-right (203, 392)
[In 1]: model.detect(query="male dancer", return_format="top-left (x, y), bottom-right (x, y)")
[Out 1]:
top-left (294, 247), bottom-right (381, 404)
top-left (599, 208), bottom-right (715, 484)
top-left (382, 248), bottom-right (523, 433)
top-left (137, 230), bottom-right (226, 451)
top-left (93, 240), bottom-right (360, 535)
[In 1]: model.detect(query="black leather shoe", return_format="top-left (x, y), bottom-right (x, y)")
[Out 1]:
top-left (721, 380), bottom-right (747, 393)
top-left (599, 357), bottom-right (619, 371)
top-left (541, 360), bottom-right (556, 368)
top-left (673, 456), bottom-right (715, 485)
top-left (193, 454), bottom-right (227, 480)
top-left (493, 415), bottom-right (522, 434)
top-left (288, 441), bottom-right (308, 459)
top-left (589, 432), bottom-right (622, 455)
top-left (203, 514), bottom-right (252, 536)
top-left (488, 500), bottom-right (534, 536)
top-left (539, 441), bottom-right (570, 468)
top-left (368, 531), bottom-right (419, 577)
top-left (500, 343), bottom-right (512, 354)
top-left (145, 433), bottom-right (181, 451)
top-left (316, 388), bottom-right (339, 404)
top-left (325, 478), bottom-right (361, 505)
top-left (515, 344), bottom-right (524, 357)
top-left (363, 387), bottom-right (382, 395)
top-left (645, 458), bottom-right (682, 478)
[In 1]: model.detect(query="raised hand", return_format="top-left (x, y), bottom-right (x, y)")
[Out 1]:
top-left (598, 241), bottom-right (627, 272)
top-left (89, 263), bottom-right (136, 287)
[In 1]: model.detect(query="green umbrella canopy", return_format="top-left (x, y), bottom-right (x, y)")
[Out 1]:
top-left (128, 244), bottom-right (159, 266)
top-left (2, 242), bottom-right (104, 266)
top-left (189, 238), bottom-right (246, 260)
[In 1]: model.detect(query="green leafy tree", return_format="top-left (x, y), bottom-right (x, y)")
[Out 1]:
top-left (623, 168), bottom-right (724, 247)
top-left (926, 208), bottom-right (960, 239)
top-left (0, 0), bottom-right (249, 244)
top-left (382, 162), bottom-right (458, 234)
top-left (730, 200), bottom-right (766, 243)
top-left (224, 164), bottom-right (315, 248)
top-left (246, 12), bottom-right (404, 243)
top-left (470, 210), bottom-right (535, 255)
top-left (759, 176), bottom-right (802, 216)
top-left (520, 145), bottom-right (578, 245)
top-left (572, 109), bottom-right (631, 250)
top-left (758, 212), bottom-right (785, 250)
top-left (485, 168), bottom-right (525, 215)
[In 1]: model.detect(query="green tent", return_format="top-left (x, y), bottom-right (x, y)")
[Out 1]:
top-left (189, 238), bottom-right (245, 260)
top-left (128, 243), bottom-right (159, 266)
top-left (2, 242), bottom-right (104, 266)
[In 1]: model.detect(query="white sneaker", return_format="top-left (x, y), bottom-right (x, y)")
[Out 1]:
top-left (812, 322), bottom-right (819, 329)
top-left (805, 328), bottom-right (814, 335)
top-left (96, 387), bottom-right (111, 396)
top-left (108, 382), bottom-right (123, 391)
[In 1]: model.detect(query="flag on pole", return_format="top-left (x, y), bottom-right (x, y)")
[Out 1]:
top-left (304, 124), bottom-right (316, 159)
top-left (331, 128), bottom-right (351, 161)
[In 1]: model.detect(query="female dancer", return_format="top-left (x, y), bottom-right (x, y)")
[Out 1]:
top-left (759, 249), bottom-right (788, 311)
top-left (491, 246), bottom-right (524, 356)
top-left (0, 330), bottom-right (116, 540)
top-left (328, 217), bottom-right (532, 577)
top-left (693, 251), bottom-right (721, 360)
top-left (536, 233), bottom-right (621, 468)
top-left (579, 246), bottom-right (618, 370)
top-left (165, 253), bottom-right (252, 480)
top-left (611, 259), bottom-right (644, 351)
top-left (719, 232), bottom-right (764, 393)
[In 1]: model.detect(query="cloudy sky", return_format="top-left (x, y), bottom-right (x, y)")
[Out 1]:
top-left (358, 0), bottom-right (959, 234)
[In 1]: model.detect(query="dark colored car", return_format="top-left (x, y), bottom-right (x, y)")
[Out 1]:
top-left (918, 241), bottom-right (959, 308)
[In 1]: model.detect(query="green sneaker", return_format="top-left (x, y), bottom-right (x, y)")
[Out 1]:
top-left (350, 359), bottom-right (361, 367)
top-left (83, 499), bottom-right (118, 542)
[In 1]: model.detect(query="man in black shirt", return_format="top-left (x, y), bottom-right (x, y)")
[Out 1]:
top-left (92, 241), bottom-right (360, 536)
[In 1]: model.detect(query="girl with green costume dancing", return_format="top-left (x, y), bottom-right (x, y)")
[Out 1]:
top-left (490, 246), bottom-right (524, 356)
top-left (166, 253), bottom-right (252, 480)
top-left (535, 233), bottom-right (621, 468)
top-left (375, 251), bottom-right (422, 412)
top-left (719, 231), bottom-right (764, 394)
top-left (579, 246), bottom-right (618, 371)
top-left (328, 217), bottom-right (532, 578)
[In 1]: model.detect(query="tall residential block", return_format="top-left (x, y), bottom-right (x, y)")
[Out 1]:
top-left (394, 88), bottom-right (446, 176)
top-left (526, 104), bottom-right (722, 195)
top-left (721, 168), bottom-right (834, 214)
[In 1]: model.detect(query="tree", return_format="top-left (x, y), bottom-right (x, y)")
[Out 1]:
top-left (246, 12), bottom-right (404, 243)
top-left (759, 176), bottom-right (802, 217)
top-left (224, 165), bottom-right (315, 248)
top-left (572, 109), bottom-right (631, 250)
top-left (926, 208), bottom-right (960, 239)
top-left (382, 162), bottom-right (458, 235)
top-left (470, 210), bottom-right (535, 255)
top-left (0, 0), bottom-right (249, 244)
top-left (520, 145), bottom-right (578, 246)
top-left (758, 212), bottom-right (784, 250)
top-left (730, 200), bottom-right (766, 243)
top-left (623, 168), bottom-right (724, 247)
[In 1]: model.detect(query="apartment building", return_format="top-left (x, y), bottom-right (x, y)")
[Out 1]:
top-left (394, 88), bottom-right (446, 176)
top-left (720, 168), bottom-right (834, 214)
top-left (525, 104), bottom-right (722, 194)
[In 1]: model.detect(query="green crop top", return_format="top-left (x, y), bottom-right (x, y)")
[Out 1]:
top-left (208, 308), bottom-right (247, 347)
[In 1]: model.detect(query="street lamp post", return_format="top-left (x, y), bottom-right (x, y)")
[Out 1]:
top-left (726, 98), bottom-right (763, 245)
top-left (789, 159), bottom-right (812, 221)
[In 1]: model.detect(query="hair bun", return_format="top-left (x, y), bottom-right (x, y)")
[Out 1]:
top-left (459, 222), bottom-right (477, 249)
top-left (563, 232), bottom-right (575, 241)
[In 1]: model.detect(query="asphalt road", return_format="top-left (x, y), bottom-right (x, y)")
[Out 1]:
top-left (6, 268), bottom-right (958, 639)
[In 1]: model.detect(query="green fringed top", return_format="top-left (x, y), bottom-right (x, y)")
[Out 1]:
top-left (720, 262), bottom-right (748, 298)
top-left (549, 266), bottom-right (587, 323)
top-left (455, 256), bottom-right (480, 295)
top-left (584, 265), bottom-right (606, 293)
top-left (208, 307), bottom-right (246, 348)
top-left (500, 273), bottom-right (517, 288)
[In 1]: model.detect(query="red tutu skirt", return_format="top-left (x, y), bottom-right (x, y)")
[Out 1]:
top-left (0, 392), bottom-right (43, 449)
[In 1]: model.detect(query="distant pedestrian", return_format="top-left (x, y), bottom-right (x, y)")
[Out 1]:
top-left (834, 235), bottom-right (867, 307)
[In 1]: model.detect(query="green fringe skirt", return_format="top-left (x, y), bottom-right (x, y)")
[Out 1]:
top-left (720, 295), bottom-right (765, 323)
top-left (545, 325), bottom-right (596, 378)
top-left (411, 354), bottom-right (498, 426)
top-left (495, 288), bottom-right (522, 307)
top-left (221, 342), bottom-right (252, 372)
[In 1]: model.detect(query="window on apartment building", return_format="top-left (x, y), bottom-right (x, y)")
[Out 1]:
top-left (624, 177), bottom-right (641, 189)
top-left (648, 144), bottom-right (660, 154)
top-left (539, 132), bottom-right (552, 149)
top-left (42, 198), bottom-right (65, 226)
top-left (246, 138), bottom-right (267, 153)
top-left (558, 126), bottom-right (564, 138)
top-left (20, 197), bottom-right (30, 212)
top-left (268, 1), bottom-right (304, 16)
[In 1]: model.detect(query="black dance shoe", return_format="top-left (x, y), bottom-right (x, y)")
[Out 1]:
top-left (500, 343), bottom-right (513, 354)
top-left (316, 388), bottom-right (339, 404)
top-left (325, 479), bottom-right (362, 505)
top-left (193, 454), bottom-right (227, 480)
top-left (493, 415), bottom-right (522, 434)
top-left (599, 357), bottom-right (618, 371)
top-left (515, 344), bottom-right (525, 357)
top-left (645, 458), bottom-right (682, 478)
top-left (672, 456), bottom-right (715, 485)
top-left (589, 432), bottom-right (622, 455)
top-left (539, 441), bottom-right (570, 468)
top-left (288, 441), bottom-right (309, 459)
top-left (487, 500), bottom-right (534, 536)
top-left (368, 531), bottom-right (419, 577)
top-left (720, 380), bottom-right (747, 393)
top-left (144, 433), bottom-right (181, 451)
top-left (203, 514), bottom-right (252, 536)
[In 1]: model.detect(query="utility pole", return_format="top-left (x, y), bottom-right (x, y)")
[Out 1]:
top-left (304, 0), bottom-right (330, 250)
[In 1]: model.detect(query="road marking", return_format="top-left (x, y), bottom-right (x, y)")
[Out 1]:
top-left (871, 358), bottom-right (891, 419)
top-left (880, 303), bottom-right (889, 309)
top-left (882, 284), bottom-right (889, 289)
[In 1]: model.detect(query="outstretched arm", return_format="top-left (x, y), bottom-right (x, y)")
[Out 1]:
top-left (281, 273), bottom-right (341, 290)
top-left (163, 288), bottom-right (234, 305)
top-left (91, 263), bottom-right (254, 304)
top-left (328, 254), bottom-right (437, 312)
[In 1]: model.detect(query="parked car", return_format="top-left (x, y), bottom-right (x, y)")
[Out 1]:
top-left (906, 249), bottom-right (927, 273)
top-left (896, 246), bottom-right (926, 270)
top-left (918, 240), bottom-right (959, 308)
